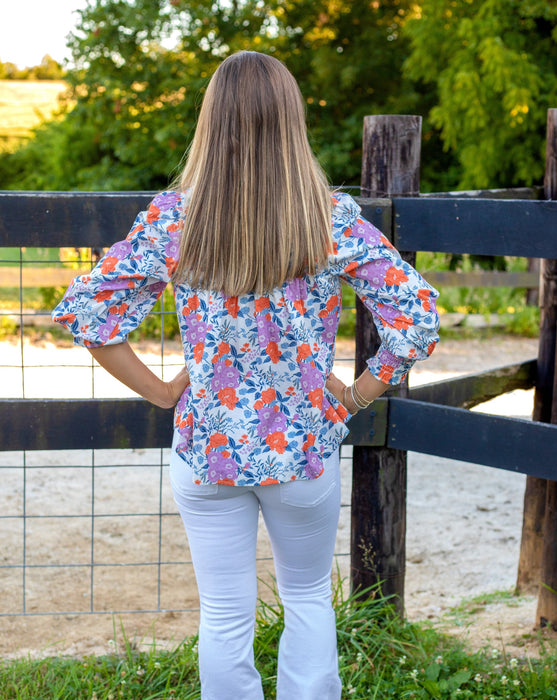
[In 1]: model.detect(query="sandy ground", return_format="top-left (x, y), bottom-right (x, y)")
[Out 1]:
top-left (1, 332), bottom-right (555, 660)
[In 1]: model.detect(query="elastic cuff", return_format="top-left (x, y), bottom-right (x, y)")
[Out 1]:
top-left (366, 346), bottom-right (414, 385)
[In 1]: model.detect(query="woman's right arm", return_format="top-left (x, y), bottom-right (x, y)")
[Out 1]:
top-left (88, 341), bottom-right (189, 409)
top-left (325, 370), bottom-right (388, 414)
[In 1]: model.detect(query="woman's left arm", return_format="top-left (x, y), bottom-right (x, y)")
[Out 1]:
top-left (89, 342), bottom-right (189, 409)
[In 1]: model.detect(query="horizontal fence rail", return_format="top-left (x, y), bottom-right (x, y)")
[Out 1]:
top-left (388, 398), bottom-right (557, 480)
top-left (408, 360), bottom-right (537, 409)
top-left (3, 192), bottom-right (557, 259)
top-left (393, 197), bottom-right (557, 257)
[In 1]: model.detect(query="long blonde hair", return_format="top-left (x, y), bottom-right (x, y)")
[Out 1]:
top-left (173, 51), bottom-right (332, 296)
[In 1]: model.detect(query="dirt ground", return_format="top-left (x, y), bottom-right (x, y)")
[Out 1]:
top-left (1, 333), bottom-right (555, 660)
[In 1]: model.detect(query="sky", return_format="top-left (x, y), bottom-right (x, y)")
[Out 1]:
top-left (0, 0), bottom-right (89, 68)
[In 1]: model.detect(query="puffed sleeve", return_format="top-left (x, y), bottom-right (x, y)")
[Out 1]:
top-left (330, 192), bottom-right (439, 384)
top-left (51, 191), bottom-right (183, 347)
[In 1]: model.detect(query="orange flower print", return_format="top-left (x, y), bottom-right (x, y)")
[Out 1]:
top-left (417, 288), bottom-right (431, 311)
top-left (296, 343), bottom-right (311, 362)
top-left (209, 432), bottom-right (228, 448)
top-left (385, 266), bottom-right (409, 287)
top-left (335, 402), bottom-right (349, 420)
top-left (266, 431), bottom-right (287, 453)
top-left (380, 234), bottom-right (395, 249)
top-left (127, 223), bottom-right (143, 239)
top-left (378, 365), bottom-right (394, 383)
top-left (224, 296), bottom-right (240, 318)
top-left (261, 388), bottom-right (276, 404)
top-left (255, 296), bottom-right (270, 313)
top-left (343, 225), bottom-right (352, 238)
top-left (266, 341), bottom-right (281, 363)
top-left (218, 387), bottom-right (238, 410)
top-left (165, 257), bottom-right (177, 276)
top-left (187, 295), bottom-right (200, 312)
top-left (343, 261), bottom-right (358, 277)
top-left (260, 477), bottom-right (280, 485)
top-left (193, 341), bottom-right (204, 363)
top-left (146, 204), bottom-right (161, 224)
top-left (308, 388), bottom-right (323, 409)
top-left (324, 404), bottom-right (342, 423)
top-left (293, 299), bottom-right (307, 315)
top-left (94, 290), bottom-right (113, 303)
top-left (302, 433), bottom-right (316, 451)
top-left (393, 315), bottom-right (413, 330)
top-left (100, 256), bottom-right (118, 274)
top-left (217, 341), bottom-right (230, 357)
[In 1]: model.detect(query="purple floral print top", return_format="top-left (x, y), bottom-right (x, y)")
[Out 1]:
top-left (52, 191), bottom-right (439, 486)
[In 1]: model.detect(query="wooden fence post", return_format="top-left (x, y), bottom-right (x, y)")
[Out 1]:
top-left (351, 115), bottom-right (421, 614)
top-left (534, 108), bottom-right (557, 629)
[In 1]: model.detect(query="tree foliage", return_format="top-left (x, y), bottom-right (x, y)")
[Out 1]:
top-left (0, 0), bottom-right (441, 191)
top-left (4, 0), bottom-right (555, 193)
top-left (404, 0), bottom-right (557, 188)
top-left (0, 55), bottom-right (65, 80)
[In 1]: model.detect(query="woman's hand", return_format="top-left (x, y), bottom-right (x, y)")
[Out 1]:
top-left (162, 366), bottom-right (191, 409)
top-left (326, 369), bottom-right (389, 414)
top-left (325, 371), bottom-right (358, 414)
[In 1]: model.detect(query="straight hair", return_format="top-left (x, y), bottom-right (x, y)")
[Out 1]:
top-left (172, 51), bottom-right (333, 296)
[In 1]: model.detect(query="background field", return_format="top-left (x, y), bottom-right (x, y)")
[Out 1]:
top-left (0, 80), bottom-right (67, 152)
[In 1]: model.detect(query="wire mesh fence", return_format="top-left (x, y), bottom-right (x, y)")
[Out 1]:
top-left (0, 242), bottom-right (356, 619)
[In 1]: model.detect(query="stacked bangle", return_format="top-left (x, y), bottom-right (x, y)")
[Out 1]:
top-left (343, 381), bottom-right (373, 412)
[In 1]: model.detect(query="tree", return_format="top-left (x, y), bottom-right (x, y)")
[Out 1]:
top-left (404, 0), bottom-right (557, 189)
top-left (0, 0), bottom-right (452, 191)
top-left (0, 55), bottom-right (64, 80)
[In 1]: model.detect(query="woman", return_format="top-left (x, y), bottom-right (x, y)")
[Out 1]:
top-left (53, 51), bottom-right (439, 700)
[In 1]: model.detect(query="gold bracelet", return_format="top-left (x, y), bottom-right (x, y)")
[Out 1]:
top-left (350, 383), bottom-right (369, 411)
top-left (352, 379), bottom-right (372, 408)
top-left (343, 385), bottom-right (350, 408)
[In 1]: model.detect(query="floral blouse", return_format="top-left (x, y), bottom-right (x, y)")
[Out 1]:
top-left (52, 190), bottom-right (439, 486)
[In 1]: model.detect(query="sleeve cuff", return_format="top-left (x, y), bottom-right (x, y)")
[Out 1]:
top-left (366, 345), bottom-right (414, 385)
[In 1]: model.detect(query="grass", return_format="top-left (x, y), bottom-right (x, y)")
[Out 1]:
top-left (439, 589), bottom-right (526, 630)
top-left (1, 583), bottom-right (556, 699)
top-left (0, 80), bottom-right (67, 152)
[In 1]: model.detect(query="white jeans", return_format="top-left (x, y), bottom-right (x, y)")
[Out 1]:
top-left (169, 438), bottom-right (342, 700)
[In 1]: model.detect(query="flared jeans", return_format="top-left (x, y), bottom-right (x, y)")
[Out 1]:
top-left (169, 438), bottom-right (342, 700)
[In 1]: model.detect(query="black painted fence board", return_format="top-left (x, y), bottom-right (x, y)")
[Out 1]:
top-left (387, 398), bottom-right (557, 479)
top-left (0, 192), bottom-right (155, 247)
top-left (0, 193), bottom-right (390, 248)
top-left (0, 398), bottom-right (173, 451)
top-left (3, 193), bottom-right (557, 256)
top-left (0, 397), bottom-right (389, 452)
top-left (393, 198), bottom-right (557, 257)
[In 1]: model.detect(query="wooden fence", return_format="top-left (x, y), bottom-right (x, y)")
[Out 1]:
top-left (1, 112), bottom-right (557, 626)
